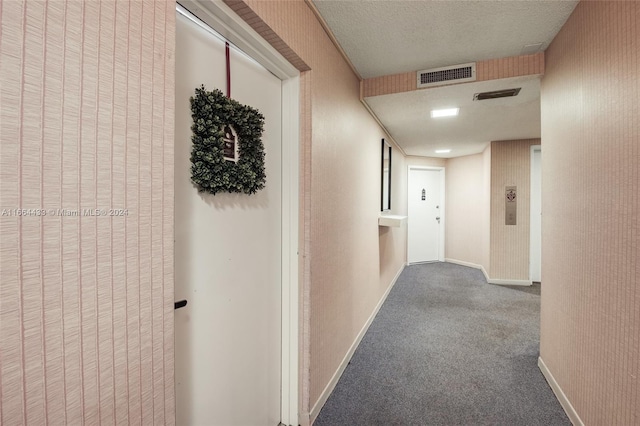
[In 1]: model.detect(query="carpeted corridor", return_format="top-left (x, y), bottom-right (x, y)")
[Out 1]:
top-left (314, 262), bottom-right (570, 426)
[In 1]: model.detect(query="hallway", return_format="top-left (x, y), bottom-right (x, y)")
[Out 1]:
top-left (0, 1), bottom-right (636, 424)
top-left (315, 263), bottom-right (569, 425)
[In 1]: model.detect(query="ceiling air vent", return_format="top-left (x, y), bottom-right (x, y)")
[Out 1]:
top-left (473, 88), bottom-right (521, 101)
top-left (417, 62), bottom-right (476, 88)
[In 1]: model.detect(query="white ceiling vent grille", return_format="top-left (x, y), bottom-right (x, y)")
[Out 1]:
top-left (417, 62), bottom-right (476, 88)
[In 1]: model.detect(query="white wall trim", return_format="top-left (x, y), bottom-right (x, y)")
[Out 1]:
top-left (281, 76), bottom-right (300, 426)
top-left (178, 0), bottom-right (299, 80)
top-left (487, 278), bottom-right (532, 286)
top-left (309, 264), bottom-right (406, 423)
top-left (177, 2), bottom-right (300, 425)
top-left (445, 258), bottom-right (484, 271)
top-left (445, 258), bottom-right (489, 280)
top-left (407, 165), bottom-right (446, 262)
top-left (444, 258), bottom-right (531, 286)
top-left (529, 145), bottom-right (542, 282)
top-left (538, 357), bottom-right (585, 426)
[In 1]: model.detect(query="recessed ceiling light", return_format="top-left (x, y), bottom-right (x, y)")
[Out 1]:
top-left (435, 149), bottom-right (451, 154)
top-left (430, 108), bottom-right (459, 118)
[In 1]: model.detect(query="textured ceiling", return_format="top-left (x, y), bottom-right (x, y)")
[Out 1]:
top-left (365, 76), bottom-right (541, 158)
top-left (310, 0), bottom-right (578, 158)
top-left (313, 0), bottom-right (579, 79)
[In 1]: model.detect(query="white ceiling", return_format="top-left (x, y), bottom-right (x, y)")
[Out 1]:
top-left (366, 76), bottom-right (541, 157)
top-left (313, 0), bottom-right (579, 79)
top-left (311, 0), bottom-right (579, 158)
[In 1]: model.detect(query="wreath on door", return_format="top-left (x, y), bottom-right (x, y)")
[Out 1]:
top-left (190, 85), bottom-right (266, 195)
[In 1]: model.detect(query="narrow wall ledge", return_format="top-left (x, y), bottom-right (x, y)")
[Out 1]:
top-left (378, 215), bottom-right (407, 227)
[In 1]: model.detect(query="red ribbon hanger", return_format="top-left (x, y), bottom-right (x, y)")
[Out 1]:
top-left (225, 42), bottom-right (231, 98)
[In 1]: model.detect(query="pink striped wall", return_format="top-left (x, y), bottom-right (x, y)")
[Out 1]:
top-left (476, 52), bottom-right (544, 82)
top-left (0, 1), bottom-right (175, 424)
top-left (490, 139), bottom-right (540, 280)
top-left (362, 52), bottom-right (544, 98)
top-left (540, 1), bottom-right (639, 423)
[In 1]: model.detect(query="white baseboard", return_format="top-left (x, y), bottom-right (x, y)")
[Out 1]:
top-left (487, 278), bottom-right (532, 286)
top-left (444, 258), bottom-right (491, 283)
top-left (309, 263), bottom-right (405, 423)
top-left (445, 258), bottom-right (487, 277)
top-left (444, 258), bottom-right (531, 286)
top-left (538, 357), bottom-right (584, 426)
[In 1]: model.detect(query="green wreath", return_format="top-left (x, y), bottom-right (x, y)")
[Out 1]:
top-left (190, 85), bottom-right (266, 195)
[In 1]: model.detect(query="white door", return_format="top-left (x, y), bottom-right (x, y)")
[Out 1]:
top-left (530, 146), bottom-right (542, 282)
top-left (408, 168), bottom-right (444, 263)
top-left (175, 10), bottom-right (282, 426)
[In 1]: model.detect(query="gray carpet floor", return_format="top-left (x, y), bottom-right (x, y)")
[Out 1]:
top-left (314, 262), bottom-right (570, 426)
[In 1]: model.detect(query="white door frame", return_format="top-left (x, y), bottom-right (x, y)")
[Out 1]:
top-left (407, 165), bottom-right (446, 264)
top-left (176, 1), bottom-right (300, 424)
top-left (530, 145), bottom-right (542, 282)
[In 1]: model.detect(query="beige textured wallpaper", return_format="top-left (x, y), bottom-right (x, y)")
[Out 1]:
top-left (445, 152), bottom-right (490, 271)
top-left (490, 139), bottom-right (540, 281)
top-left (379, 148), bottom-right (407, 293)
top-left (226, 0), bottom-right (406, 421)
top-left (481, 146), bottom-right (491, 274)
top-left (540, 1), bottom-right (639, 423)
top-left (0, 1), bottom-right (175, 424)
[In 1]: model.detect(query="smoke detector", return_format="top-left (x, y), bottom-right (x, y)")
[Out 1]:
top-left (521, 43), bottom-right (544, 55)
